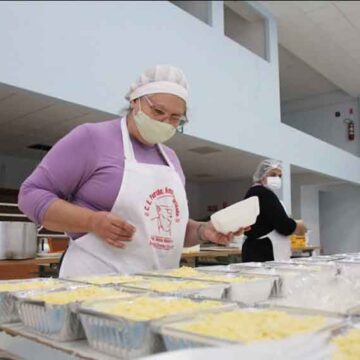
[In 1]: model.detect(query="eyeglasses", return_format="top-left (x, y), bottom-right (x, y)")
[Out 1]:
top-left (143, 96), bottom-right (188, 128)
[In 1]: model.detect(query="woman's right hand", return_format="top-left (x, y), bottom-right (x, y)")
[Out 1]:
top-left (90, 211), bottom-right (136, 248)
top-left (294, 219), bottom-right (307, 236)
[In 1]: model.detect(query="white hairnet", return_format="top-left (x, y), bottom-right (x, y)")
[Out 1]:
top-left (125, 64), bottom-right (189, 104)
top-left (253, 159), bottom-right (282, 183)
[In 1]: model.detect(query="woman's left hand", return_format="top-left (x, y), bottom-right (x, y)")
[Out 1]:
top-left (201, 222), bottom-right (249, 246)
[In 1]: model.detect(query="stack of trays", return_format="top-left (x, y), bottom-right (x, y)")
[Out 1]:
top-left (237, 262), bottom-right (338, 297)
top-left (16, 284), bottom-right (133, 341)
top-left (142, 267), bottom-right (279, 304)
top-left (78, 294), bottom-right (235, 359)
top-left (336, 259), bottom-right (360, 279)
top-left (0, 278), bottom-right (67, 324)
top-left (333, 252), bottom-right (360, 260)
top-left (157, 307), bottom-right (344, 352)
top-left (261, 279), bottom-right (360, 319)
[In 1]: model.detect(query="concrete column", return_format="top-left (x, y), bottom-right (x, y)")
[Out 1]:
top-left (282, 161), bottom-right (292, 212)
top-left (210, 1), bottom-right (224, 33)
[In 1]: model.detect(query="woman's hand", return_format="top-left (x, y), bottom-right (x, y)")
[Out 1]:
top-left (200, 222), bottom-right (249, 246)
top-left (294, 219), bottom-right (307, 236)
top-left (90, 211), bottom-right (136, 248)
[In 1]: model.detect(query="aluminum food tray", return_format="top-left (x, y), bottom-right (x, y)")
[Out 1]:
top-left (158, 307), bottom-right (344, 352)
top-left (259, 300), bottom-right (360, 319)
top-left (119, 277), bottom-right (229, 300)
top-left (293, 255), bottom-right (344, 263)
top-left (64, 273), bottom-right (145, 286)
top-left (199, 271), bottom-right (279, 304)
top-left (266, 261), bottom-right (339, 272)
top-left (222, 266), bottom-right (304, 297)
top-left (79, 295), bottom-right (236, 359)
top-left (149, 265), bottom-right (240, 274)
top-left (202, 267), bottom-right (315, 299)
top-left (0, 278), bottom-right (68, 324)
top-left (139, 270), bottom-right (280, 304)
top-left (225, 274), bottom-right (277, 304)
top-left (16, 284), bottom-right (133, 341)
top-left (194, 265), bottom-right (240, 272)
top-left (228, 262), bottom-right (267, 271)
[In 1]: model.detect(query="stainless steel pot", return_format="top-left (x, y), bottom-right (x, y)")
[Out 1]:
top-left (0, 203), bottom-right (38, 259)
top-left (0, 221), bottom-right (37, 260)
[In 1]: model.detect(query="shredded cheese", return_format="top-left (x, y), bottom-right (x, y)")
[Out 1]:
top-left (30, 286), bottom-right (125, 304)
top-left (131, 279), bottom-right (214, 293)
top-left (332, 329), bottom-right (360, 360)
top-left (172, 310), bottom-right (326, 343)
top-left (70, 274), bottom-right (144, 285)
top-left (0, 279), bottom-right (63, 292)
top-left (166, 267), bottom-right (250, 283)
top-left (91, 296), bottom-right (220, 321)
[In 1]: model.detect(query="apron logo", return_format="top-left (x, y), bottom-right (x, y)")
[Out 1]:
top-left (144, 187), bottom-right (180, 250)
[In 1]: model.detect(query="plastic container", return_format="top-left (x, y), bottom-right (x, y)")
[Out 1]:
top-left (210, 196), bottom-right (259, 234)
top-left (229, 264), bottom-right (337, 298)
top-left (261, 276), bottom-right (360, 318)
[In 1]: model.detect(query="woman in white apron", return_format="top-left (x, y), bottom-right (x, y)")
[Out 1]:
top-left (19, 65), bottom-right (243, 277)
top-left (242, 159), bottom-right (307, 262)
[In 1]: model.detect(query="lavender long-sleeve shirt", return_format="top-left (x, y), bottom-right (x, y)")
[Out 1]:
top-left (18, 119), bottom-right (185, 239)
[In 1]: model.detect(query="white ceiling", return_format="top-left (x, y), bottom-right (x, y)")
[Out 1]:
top-left (279, 45), bottom-right (339, 102)
top-left (260, 0), bottom-right (360, 98)
top-left (167, 134), bottom-right (266, 182)
top-left (0, 83), bottom-right (114, 159)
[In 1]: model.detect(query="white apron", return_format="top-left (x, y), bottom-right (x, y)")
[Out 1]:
top-left (260, 200), bottom-right (292, 261)
top-left (59, 117), bottom-right (189, 277)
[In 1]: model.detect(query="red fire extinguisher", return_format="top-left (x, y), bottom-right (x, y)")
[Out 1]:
top-left (344, 108), bottom-right (355, 141)
top-left (344, 119), bottom-right (355, 141)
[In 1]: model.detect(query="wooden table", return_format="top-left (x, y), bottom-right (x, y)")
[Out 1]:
top-left (0, 251), bottom-right (242, 277)
top-left (291, 246), bottom-right (321, 257)
top-left (0, 246), bottom-right (322, 277)
top-left (0, 254), bottom-right (62, 279)
top-left (181, 247), bottom-right (242, 267)
top-left (0, 254), bottom-right (62, 267)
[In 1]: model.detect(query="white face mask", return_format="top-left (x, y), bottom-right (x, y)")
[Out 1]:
top-left (266, 176), bottom-right (282, 190)
top-left (133, 105), bottom-right (176, 145)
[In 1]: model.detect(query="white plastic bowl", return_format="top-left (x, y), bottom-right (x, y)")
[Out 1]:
top-left (210, 196), bottom-right (260, 234)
